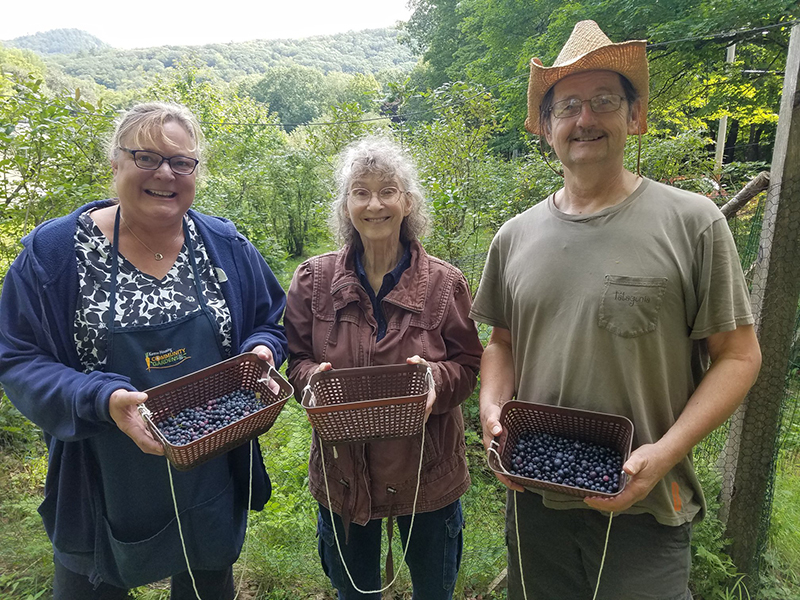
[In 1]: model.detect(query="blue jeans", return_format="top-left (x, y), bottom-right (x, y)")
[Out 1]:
top-left (317, 499), bottom-right (464, 600)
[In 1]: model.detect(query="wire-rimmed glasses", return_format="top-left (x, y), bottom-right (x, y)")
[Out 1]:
top-left (551, 94), bottom-right (626, 119)
top-left (347, 186), bottom-right (405, 206)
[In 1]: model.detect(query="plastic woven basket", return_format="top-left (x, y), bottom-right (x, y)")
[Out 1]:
top-left (302, 363), bottom-right (432, 445)
top-left (487, 401), bottom-right (634, 498)
top-left (139, 353), bottom-right (293, 471)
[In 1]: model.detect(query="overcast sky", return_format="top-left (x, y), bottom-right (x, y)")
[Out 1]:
top-left (1, 0), bottom-right (414, 48)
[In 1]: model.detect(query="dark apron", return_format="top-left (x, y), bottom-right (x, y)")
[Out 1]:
top-left (89, 210), bottom-right (245, 589)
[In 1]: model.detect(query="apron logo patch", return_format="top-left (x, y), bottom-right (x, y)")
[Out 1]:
top-left (145, 348), bottom-right (190, 370)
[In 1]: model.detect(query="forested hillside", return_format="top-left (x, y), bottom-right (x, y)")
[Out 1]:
top-left (4, 28), bottom-right (110, 55)
top-left (4, 27), bottom-right (417, 90)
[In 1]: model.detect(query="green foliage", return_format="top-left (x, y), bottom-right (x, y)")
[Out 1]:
top-left (404, 0), bottom-right (797, 155)
top-left (0, 73), bottom-right (115, 275)
top-left (690, 459), bottom-right (753, 599)
top-left (36, 28), bottom-right (416, 91)
top-left (0, 452), bottom-right (51, 600)
top-left (246, 64), bottom-right (328, 129)
top-left (0, 393), bottom-right (42, 452)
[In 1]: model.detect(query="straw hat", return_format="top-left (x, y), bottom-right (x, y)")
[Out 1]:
top-left (525, 20), bottom-right (649, 135)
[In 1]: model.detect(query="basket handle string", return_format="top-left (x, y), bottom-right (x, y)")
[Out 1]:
top-left (487, 439), bottom-right (512, 476)
top-left (233, 439), bottom-right (255, 600)
top-left (166, 438), bottom-right (257, 600)
top-left (302, 383), bottom-right (315, 408)
top-left (495, 451), bottom-right (614, 600)
top-left (319, 423), bottom-right (427, 595)
top-left (166, 459), bottom-right (202, 600)
top-left (256, 363), bottom-right (280, 385)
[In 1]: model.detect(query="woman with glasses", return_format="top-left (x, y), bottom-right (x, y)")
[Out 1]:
top-left (0, 102), bottom-right (287, 598)
top-left (285, 136), bottom-right (483, 599)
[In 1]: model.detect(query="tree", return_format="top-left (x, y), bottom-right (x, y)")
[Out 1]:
top-left (0, 74), bottom-right (114, 277)
top-left (244, 64), bottom-right (331, 130)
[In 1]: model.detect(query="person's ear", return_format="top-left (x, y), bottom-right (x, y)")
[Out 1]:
top-left (627, 99), bottom-right (643, 135)
top-left (402, 193), bottom-right (412, 217)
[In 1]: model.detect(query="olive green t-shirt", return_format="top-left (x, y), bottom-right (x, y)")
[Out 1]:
top-left (470, 178), bottom-right (754, 525)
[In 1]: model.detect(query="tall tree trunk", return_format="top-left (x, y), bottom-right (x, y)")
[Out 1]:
top-left (723, 119), bottom-right (739, 163)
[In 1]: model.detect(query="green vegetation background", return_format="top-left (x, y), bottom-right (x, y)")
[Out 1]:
top-left (1, 2), bottom-right (799, 597)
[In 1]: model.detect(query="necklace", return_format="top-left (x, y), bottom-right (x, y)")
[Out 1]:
top-left (118, 208), bottom-right (183, 261)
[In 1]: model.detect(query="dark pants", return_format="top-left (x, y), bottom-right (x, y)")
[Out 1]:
top-left (317, 499), bottom-right (464, 600)
top-left (506, 491), bottom-right (693, 600)
top-left (53, 555), bottom-right (235, 600)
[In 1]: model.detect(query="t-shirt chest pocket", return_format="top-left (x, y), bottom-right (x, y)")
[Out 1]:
top-left (598, 275), bottom-right (668, 338)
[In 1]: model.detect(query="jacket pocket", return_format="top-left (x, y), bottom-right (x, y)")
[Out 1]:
top-left (598, 275), bottom-right (668, 338)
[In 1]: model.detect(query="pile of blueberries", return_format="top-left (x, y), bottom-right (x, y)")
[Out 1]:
top-left (507, 431), bottom-right (623, 494)
top-left (156, 388), bottom-right (266, 446)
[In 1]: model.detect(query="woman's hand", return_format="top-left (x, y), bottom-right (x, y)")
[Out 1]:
top-left (315, 362), bottom-right (333, 374)
top-left (407, 355), bottom-right (436, 421)
top-left (109, 389), bottom-right (164, 456)
top-left (251, 344), bottom-right (281, 394)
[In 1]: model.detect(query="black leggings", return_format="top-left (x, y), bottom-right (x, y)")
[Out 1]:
top-left (52, 555), bottom-right (235, 600)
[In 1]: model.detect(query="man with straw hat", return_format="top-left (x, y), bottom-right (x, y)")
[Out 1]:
top-left (470, 20), bottom-right (761, 599)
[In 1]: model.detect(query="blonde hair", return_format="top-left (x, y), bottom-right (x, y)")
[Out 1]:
top-left (107, 102), bottom-right (204, 163)
top-left (330, 136), bottom-right (430, 246)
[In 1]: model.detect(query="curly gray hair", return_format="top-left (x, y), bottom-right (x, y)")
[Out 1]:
top-left (330, 136), bottom-right (430, 246)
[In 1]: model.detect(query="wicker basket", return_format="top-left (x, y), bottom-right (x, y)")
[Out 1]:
top-left (302, 364), bottom-right (432, 445)
top-left (487, 401), bottom-right (634, 498)
top-left (138, 353), bottom-right (293, 471)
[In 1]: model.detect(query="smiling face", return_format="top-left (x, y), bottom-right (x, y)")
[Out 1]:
top-left (544, 70), bottom-right (641, 174)
top-left (111, 120), bottom-right (197, 228)
top-left (346, 172), bottom-right (411, 251)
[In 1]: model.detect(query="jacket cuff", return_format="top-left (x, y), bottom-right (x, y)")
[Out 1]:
top-left (96, 379), bottom-right (137, 423)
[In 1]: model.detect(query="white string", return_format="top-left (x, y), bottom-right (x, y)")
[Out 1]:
top-left (489, 446), bottom-right (615, 600)
top-left (319, 423), bottom-right (426, 595)
top-left (233, 439), bottom-right (255, 600)
top-left (512, 490), bottom-right (528, 600)
top-left (591, 511), bottom-right (615, 600)
top-left (167, 439), bottom-right (257, 600)
top-left (167, 460), bottom-right (202, 600)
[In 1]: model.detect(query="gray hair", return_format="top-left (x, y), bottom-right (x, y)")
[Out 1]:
top-left (330, 136), bottom-right (430, 246)
top-left (107, 102), bottom-right (204, 164)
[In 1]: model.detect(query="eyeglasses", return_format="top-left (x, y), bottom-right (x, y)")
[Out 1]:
top-left (551, 94), bottom-right (626, 119)
top-left (120, 148), bottom-right (199, 175)
top-left (347, 186), bottom-right (405, 206)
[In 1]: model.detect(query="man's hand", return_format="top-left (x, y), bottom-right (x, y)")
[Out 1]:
top-left (479, 326), bottom-right (524, 491)
top-left (583, 442), bottom-right (673, 512)
top-left (480, 403), bottom-right (525, 492)
top-left (406, 355), bottom-right (436, 421)
top-left (109, 388), bottom-right (164, 456)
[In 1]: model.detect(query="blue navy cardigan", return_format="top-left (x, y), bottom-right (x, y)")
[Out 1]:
top-left (0, 200), bottom-right (287, 563)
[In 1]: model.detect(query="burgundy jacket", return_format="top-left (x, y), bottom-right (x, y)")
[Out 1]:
top-left (285, 240), bottom-right (483, 527)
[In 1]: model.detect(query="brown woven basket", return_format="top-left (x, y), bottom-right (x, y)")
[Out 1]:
top-left (138, 353), bottom-right (293, 471)
top-left (487, 401), bottom-right (634, 498)
top-left (302, 363), bottom-right (432, 445)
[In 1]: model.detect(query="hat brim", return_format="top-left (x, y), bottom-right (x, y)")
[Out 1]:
top-left (525, 40), bottom-right (649, 136)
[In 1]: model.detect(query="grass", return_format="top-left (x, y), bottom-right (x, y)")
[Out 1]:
top-left (1, 388), bottom-right (799, 598)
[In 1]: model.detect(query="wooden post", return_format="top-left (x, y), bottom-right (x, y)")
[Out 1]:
top-left (723, 22), bottom-right (800, 581)
top-left (714, 44), bottom-right (737, 173)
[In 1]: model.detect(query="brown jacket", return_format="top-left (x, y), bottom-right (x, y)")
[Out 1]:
top-left (285, 240), bottom-right (483, 527)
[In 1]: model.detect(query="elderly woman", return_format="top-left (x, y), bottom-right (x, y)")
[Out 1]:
top-left (0, 102), bottom-right (287, 598)
top-left (285, 136), bottom-right (483, 599)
